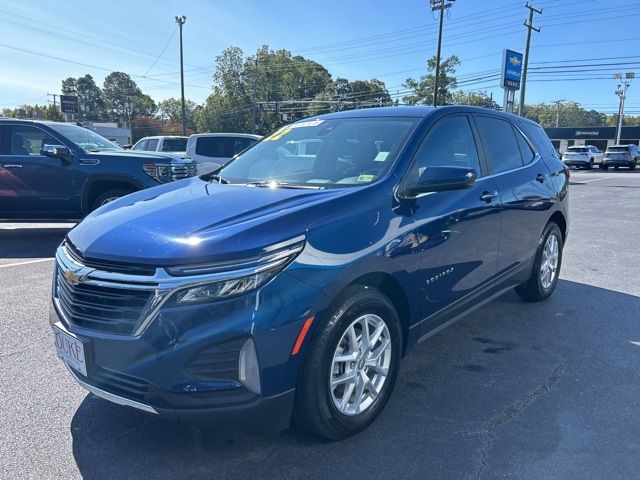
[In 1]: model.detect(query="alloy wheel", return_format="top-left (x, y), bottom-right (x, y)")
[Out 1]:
top-left (540, 234), bottom-right (559, 289)
top-left (330, 314), bottom-right (392, 416)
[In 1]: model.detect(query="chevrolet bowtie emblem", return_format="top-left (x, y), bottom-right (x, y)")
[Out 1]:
top-left (509, 56), bottom-right (522, 67)
top-left (64, 267), bottom-right (94, 285)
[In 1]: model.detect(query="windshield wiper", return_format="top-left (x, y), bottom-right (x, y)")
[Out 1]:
top-left (246, 180), bottom-right (323, 190)
top-left (209, 174), bottom-right (230, 184)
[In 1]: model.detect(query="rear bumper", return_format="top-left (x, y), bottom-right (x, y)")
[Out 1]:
top-left (563, 159), bottom-right (590, 166)
top-left (601, 159), bottom-right (635, 167)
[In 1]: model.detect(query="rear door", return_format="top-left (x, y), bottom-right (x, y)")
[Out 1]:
top-left (474, 114), bottom-right (554, 274)
top-left (0, 124), bottom-right (81, 219)
top-left (146, 138), bottom-right (159, 152)
top-left (406, 114), bottom-right (501, 333)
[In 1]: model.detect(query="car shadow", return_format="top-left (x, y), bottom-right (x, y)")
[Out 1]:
top-left (70, 279), bottom-right (640, 479)
top-left (0, 226), bottom-right (72, 259)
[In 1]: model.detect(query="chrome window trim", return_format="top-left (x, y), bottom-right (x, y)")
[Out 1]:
top-left (475, 154), bottom-right (543, 183)
top-left (55, 236), bottom-right (305, 336)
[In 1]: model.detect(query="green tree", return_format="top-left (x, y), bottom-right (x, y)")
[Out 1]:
top-left (451, 90), bottom-right (499, 109)
top-left (157, 97), bottom-right (197, 131)
top-left (76, 74), bottom-right (104, 121)
top-left (403, 55), bottom-right (460, 105)
top-left (524, 102), bottom-right (606, 127)
top-left (102, 72), bottom-right (157, 125)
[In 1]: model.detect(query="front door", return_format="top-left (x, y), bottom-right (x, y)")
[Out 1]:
top-left (403, 114), bottom-right (501, 334)
top-left (0, 125), bottom-right (80, 219)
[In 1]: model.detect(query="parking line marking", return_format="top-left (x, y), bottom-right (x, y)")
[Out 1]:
top-left (580, 176), bottom-right (612, 183)
top-left (0, 258), bottom-right (54, 268)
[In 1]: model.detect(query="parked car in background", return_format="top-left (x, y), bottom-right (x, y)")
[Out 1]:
top-left (186, 133), bottom-right (262, 173)
top-left (0, 119), bottom-right (197, 220)
top-left (561, 145), bottom-right (603, 169)
top-left (50, 106), bottom-right (569, 439)
top-left (132, 135), bottom-right (188, 153)
top-left (601, 144), bottom-right (639, 170)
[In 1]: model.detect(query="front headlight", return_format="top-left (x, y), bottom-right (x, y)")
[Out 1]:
top-left (165, 238), bottom-right (304, 305)
top-left (143, 162), bottom-right (173, 183)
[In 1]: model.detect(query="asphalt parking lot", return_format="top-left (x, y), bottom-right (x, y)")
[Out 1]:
top-left (1, 169), bottom-right (639, 480)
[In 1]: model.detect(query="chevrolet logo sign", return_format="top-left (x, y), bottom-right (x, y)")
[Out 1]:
top-left (509, 56), bottom-right (522, 67)
top-left (64, 267), bottom-right (94, 285)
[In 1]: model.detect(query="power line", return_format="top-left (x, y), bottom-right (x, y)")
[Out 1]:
top-left (143, 26), bottom-right (178, 76)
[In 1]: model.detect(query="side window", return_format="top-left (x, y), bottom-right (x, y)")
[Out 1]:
top-left (475, 116), bottom-right (523, 173)
top-left (234, 137), bottom-right (255, 155)
top-left (413, 115), bottom-right (481, 175)
top-left (132, 140), bottom-right (147, 151)
top-left (513, 125), bottom-right (536, 165)
top-left (195, 137), bottom-right (235, 158)
top-left (146, 139), bottom-right (159, 151)
top-left (8, 126), bottom-right (57, 156)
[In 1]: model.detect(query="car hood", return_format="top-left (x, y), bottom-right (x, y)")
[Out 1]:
top-left (88, 150), bottom-right (193, 164)
top-left (67, 178), bottom-right (351, 266)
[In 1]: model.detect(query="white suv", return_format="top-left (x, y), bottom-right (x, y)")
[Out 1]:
top-left (561, 145), bottom-right (603, 169)
top-left (132, 136), bottom-right (188, 153)
top-left (186, 133), bottom-right (262, 174)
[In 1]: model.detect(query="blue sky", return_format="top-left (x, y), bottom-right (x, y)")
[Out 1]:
top-left (1, 0), bottom-right (638, 115)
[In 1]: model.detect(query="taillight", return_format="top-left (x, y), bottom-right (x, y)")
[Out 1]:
top-left (563, 164), bottom-right (571, 180)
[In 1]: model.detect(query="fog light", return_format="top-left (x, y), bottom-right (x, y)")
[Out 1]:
top-left (239, 339), bottom-right (261, 394)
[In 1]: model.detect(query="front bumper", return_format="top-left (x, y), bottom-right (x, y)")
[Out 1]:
top-left (49, 265), bottom-right (324, 430)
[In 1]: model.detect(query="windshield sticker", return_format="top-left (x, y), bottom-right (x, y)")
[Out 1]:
top-left (289, 119), bottom-right (324, 129)
top-left (264, 127), bottom-right (292, 141)
top-left (374, 151), bottom-right (389, 162)
top-left (356, 174), bottom-right (375, 182)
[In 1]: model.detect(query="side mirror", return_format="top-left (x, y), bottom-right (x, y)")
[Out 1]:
top-left (42, 144), bottom-right (71, 158)
top-left (405, 166), bottom-right (477, 196)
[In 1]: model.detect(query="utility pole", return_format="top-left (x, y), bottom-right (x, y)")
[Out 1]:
top-left (46, 93), bottom-right (58, 107)
top-left (552, 99), bottom-right (565, 128)
top-left (614, 72), bottom-right (634, 144)
top-left (518, 2), bottom-right (542, 116)
top-left (429, 0), bottom-right (455, 107)
top-left (252, 57), bottom-right (258, 134)
top-left (175, 15), bottom-right (187, 135)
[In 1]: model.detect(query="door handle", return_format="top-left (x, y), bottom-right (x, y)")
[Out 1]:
top-left (536, 173), bottom-right (547, 183)
top-left (3, 164), bottom-right (23, 168)
top-left (480, 191), bottom-right (498, 203)
top-left (79, 159), bottom-right (100, 166)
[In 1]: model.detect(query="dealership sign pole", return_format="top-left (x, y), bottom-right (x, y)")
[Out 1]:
top-left (501, 49), bottom-right (523, 114)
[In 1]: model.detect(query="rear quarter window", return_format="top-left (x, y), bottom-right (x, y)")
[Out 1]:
top-left (519, 121), bottom-right (556, 159)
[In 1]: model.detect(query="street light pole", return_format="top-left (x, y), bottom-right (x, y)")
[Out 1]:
top-left (175, 15), bottom-right (187, 136)
top-left (614, 73), bottom-right (634, 145)
top-left (430, 0), bottom-right (454, 107)
top-left (552, 99), bottom-right (565, 128)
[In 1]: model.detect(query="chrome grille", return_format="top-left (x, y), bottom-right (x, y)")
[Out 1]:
top-left (171, 162), bottom-right (198, 180)
top-left (56, 267), bottom-right (152, 335)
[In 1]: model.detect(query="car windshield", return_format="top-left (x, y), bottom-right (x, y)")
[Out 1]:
top-left (48, 123), bottom-right (122, 152)
top-left (607, 146), bottom-right (630, 152)
top-left (219, 117), bottom-right (418, 188)
top-left (162, 138), bottom-right (188, 152)
top-left (567, 147), bottom-right (588, 153)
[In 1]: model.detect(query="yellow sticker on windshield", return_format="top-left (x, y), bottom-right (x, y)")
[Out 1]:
top-left (264, 127), bottom-right (292, 141)
top-left (357, 174), bottom-right (375, 182)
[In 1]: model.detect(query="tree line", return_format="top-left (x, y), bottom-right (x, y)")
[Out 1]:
top-left (2, 47), bottom-right (637, 142)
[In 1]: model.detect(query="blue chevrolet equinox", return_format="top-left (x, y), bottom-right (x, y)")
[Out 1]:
top-left (50, 106), bottom-right (569, 439)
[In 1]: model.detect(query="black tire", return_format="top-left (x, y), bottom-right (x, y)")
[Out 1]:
top-left (600, 164), bottom-right (608, 170)
top-left (294, 285), bottom-right (402, 440)
top-left (515, 222), bottom-right (563, 302)
top-left (614, 166), bottom-right (620, 170)
top-left (91, 189), bottom-right (130, 211)
top-left (630, 163), bottom-right (636, 170)
top-left (588, 158), bottom-right (594, 170)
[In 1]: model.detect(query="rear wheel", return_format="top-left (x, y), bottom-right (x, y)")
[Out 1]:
top-left (600, 164), bottom-right (608, 170)
top-left (588, 158), bottom-right (594, 170)
top-left (515, 222), bottom-right (563, 302)
top-left (630, 163), bottom-right (636, 170)
top-left (91, 188), bottom-right (130, 211)
top-left (294, 285), bottom-right (402, 440)
top-left (614, 166), bottom-right (620, 170)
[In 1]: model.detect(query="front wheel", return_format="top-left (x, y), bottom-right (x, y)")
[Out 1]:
top-left (91, 189), bottom-right (130, 211)
top-left (515, 222), bottom-right (563, 302)
top-left (294, 285), bottom-right (402, 440)
top-left (600, 164), bottom-right (608, 170)
top-left (588, 158), bottom-right (594, 170)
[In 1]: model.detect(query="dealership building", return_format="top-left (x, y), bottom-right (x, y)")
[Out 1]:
top-left (544, 126), bottom-right (640, 153)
